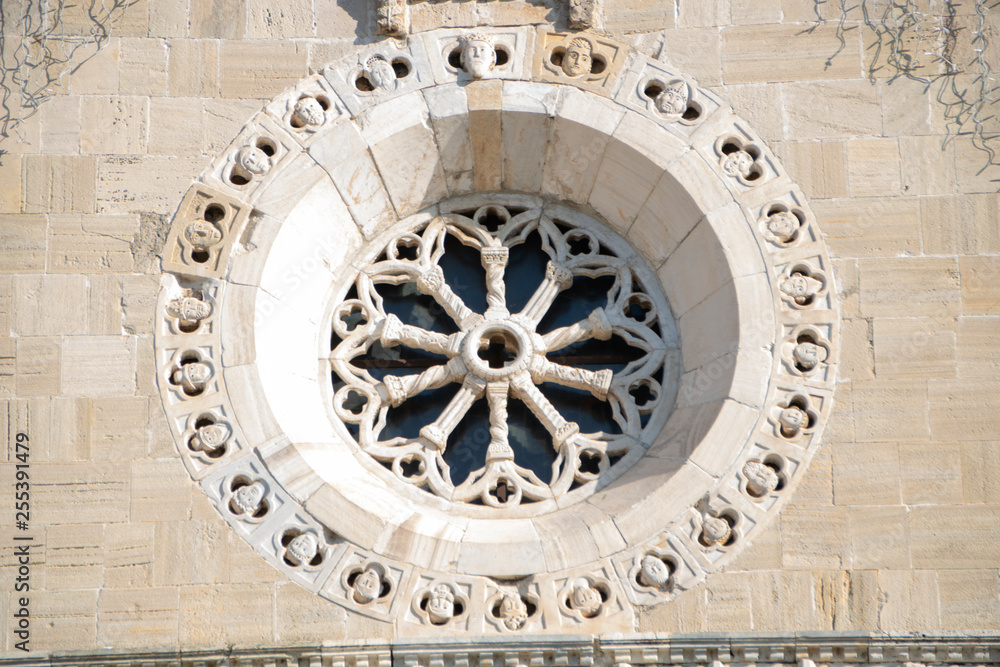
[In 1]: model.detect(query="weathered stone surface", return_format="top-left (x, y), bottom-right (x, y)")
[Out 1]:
top-left (853, 379), bottom-right (930, 442)
top-left (220, 41), bottom-right (307, 99)
top-left (154, 521), bottom-right (230, 586)
top-left (68, 39), bottom-right (121, 96)
top-left (190, 0), bottom-right (247, 39)
top-left (15, 337), bottom-right (61, 397)
top-left (960, 257), bottom-right (1000, 315)
top-left (785, 81), bottom-right (881, 139)
top-left (149, 98), bottom-right (206, 156)
top-left (833, 441), bottom-right (901, 506)
top-left (722, 24), bottom-right (860, 83)
top-left (98, 587), bottom-right (180, 648)
top-left (35, 462), bottom-right (129, 524)
top-left (910, 506), bottom-right (1000, 569)
top-left (851, 507), bottom-right (909, 570)
top-left (13, 275), bottom-right (88, 336)
top-left (877, 570), bottom-right (941, 632)
top-left (45, 523), bottom-right (104, 589)
top-left (149, 0), bottom-right (188, 37)
top-left (772, 139), bottom-right (848, 199)
top-left (40, 96), bottom-right (82, 154)
top-left (781, 507), bottom-right (851, 570)
top-left (23, 156), bottom-right (97, 213)
top-left (929, 379), bottom-right (1000, 442)
top-left (96, 155), bottom-right (204, 214)
top-left (32, 590), bottom-right (99, 651)
top-left (812, 197), bottom-right (921, 258)
top-left (61, 337), bottom-right (136, 397)
top-left (860, 257), bottom-right (960, 318)
top-left (120, 38), bottom-right (169, 97)
top-left (838, 317), bottom-right (874, 381)
top-left (938, 569), bottom-right (1000, 629)
top-left (48, 214), bottom-right (138, 273)
top-left (81, 96), bottom-right (149, 154)
top-left (873, 317), bottom-right (955, 380)
top-left (179, 584), bottom-right (273, 646)
top-left (276, 582), bottom-right (351, 644)
top-left (0, 214), bottom-right (46, 271)
top-left (248, 0), bottom-right (316, 38)
top-left (963, 441), bottom-right (1000, 504)
top-left (899, 135), bottom-right (957, 196)
top-left (921, 194), bottom-right (1000, 255)
top-left (847, 137), bottom-right (902, 198)
top-left (170, 41), bottom-right (221, 98)
top-left (105, 522), bottom-right (155, 588)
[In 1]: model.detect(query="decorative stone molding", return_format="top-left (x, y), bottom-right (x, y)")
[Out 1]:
top-left (5, 635), bottom-right (1000, 667)
top-left (154, 27), bottom-right (841, 634)
top-left (375, 0), bottom-right (600, 36)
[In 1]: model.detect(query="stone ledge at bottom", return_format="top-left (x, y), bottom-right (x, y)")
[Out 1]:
top-left (6, 634), bottom-right (1000, 667)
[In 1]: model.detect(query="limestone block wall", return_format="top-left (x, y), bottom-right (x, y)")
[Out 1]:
top-left (0, 0), bottom-right (998, 654)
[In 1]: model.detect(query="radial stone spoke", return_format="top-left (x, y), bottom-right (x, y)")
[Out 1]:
top-left (528, 356), bottom-right (613, 400)
top-left (518, 261), bottom-right (573, 329)
top-left (485, 382), bottom-right (514, 462)
top-left (510, 371), bottom-right (579, 451)
top-left (379, 313), bottom-right (461, 357)
top-left (540, 307), bottom-right (613, 353)
top-left (416, 265), bottom-right (482, 331)
top-left (378, 357), bottom-right (467, 407)
top-left (419, 375), bottom-right (486, 451)
top-left (481, 243), bottom-right (510, 320)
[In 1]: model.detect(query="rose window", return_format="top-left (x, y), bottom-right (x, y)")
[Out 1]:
top-left (155, 26), bottom-right (841, 631)
top-left (328, 200), bottom-right (677, 509)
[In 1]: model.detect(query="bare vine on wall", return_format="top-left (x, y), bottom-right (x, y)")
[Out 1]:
top-left (0, 0), bottom-right (135, 158)
top-left (810, 0), bottom-right (1000, 187)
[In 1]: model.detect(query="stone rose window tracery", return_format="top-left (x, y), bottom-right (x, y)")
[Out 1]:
top-left (329, 201), bottom-right (677, 509)
top-left (154, 26), bottom-right (841, 633)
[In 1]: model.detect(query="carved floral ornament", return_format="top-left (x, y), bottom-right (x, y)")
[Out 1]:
top-left (153, 27), bottom-right (840, 634)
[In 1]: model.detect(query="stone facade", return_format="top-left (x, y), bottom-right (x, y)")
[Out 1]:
top-left (1, 0), bottom-right (999, 659)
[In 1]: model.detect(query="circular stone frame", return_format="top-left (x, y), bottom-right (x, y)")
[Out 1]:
top-left (154, 25), bottom-right (840, 635)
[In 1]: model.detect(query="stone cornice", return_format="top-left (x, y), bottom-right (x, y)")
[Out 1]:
top-left (5, 634), bottom-right (1000, 667)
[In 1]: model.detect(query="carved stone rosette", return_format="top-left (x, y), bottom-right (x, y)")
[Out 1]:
top-left (153, 27), bottom-right (840, 636)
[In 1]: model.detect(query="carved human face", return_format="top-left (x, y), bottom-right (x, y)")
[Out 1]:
top-left (292, 97), bottom-right (325, 127)
top-left (722, 150), bottom-right (754, 178)
top-left (638, 555), bottom-right (669, 587)
top-left (184, 221), bottom-right (222, 250)
top-left (463, 39), bottom-right (495, 79)
top-left (499, 594), bottom-right (527, 630)
top-left (655, 81), bottom-right (688, 115)
top-left (367, 57), bottom-right (396, 90)
top-left (563, 40), bottom-right (592, 77)
top-left (233, 481), bottom-right (265, 515)
top-left (190, 423), bottom-right (230, 452)
top-left (174, 362), bottom-right (212, 392)
top-left (780, 274), bottom-right (817, 300)
top-left (743, 461), bottom-right (778, 497)
top-left (427, 585), bottom-right (455, 623)
top-left (238, 146), bottom-right (271, 176)
top-left (353, 568), bottom-right (382, 603)
top-left (767, 211), bottom-right (799, 241)
top-left (287, 532), bottom-right (318, 565)
top-left (570, 580), bottom-right (602, 617)
top-left (793, 341), bottom-right (824, 369)
top-left (778, 406), bottom-right (807, 434)
top-left (702, 515), bottom-right (731, 544)
top-left (168, 296), bottom-right (211, 324)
